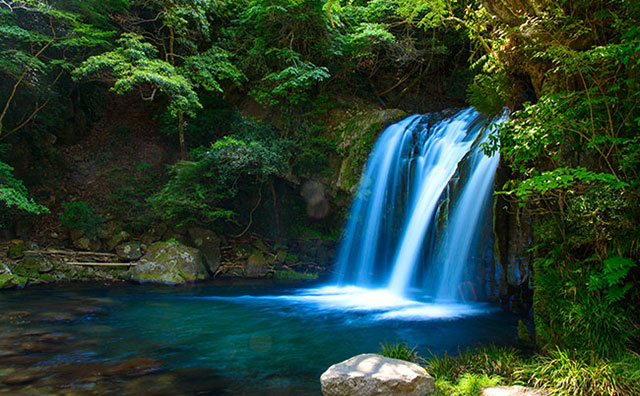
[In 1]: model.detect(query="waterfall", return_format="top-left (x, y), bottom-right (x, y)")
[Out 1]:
top-left (333, 108), bottom-right (500, 301)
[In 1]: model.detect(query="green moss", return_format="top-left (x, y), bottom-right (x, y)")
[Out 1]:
top-left (273, 270), bottom-right (318, 280)
top-left (6, 245), bottom-right (25, 259)
top-left (518, 320), bottom-right (532, 343)
top-left (0, 273), bottom-right (27, 289)
top-left (336, 109), bottom-right (406, 192)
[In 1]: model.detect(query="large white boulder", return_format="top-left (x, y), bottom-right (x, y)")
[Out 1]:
top-left (320, 353), bottom-right (435, 396)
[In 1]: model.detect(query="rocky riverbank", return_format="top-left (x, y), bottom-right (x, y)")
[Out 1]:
top-left (0, 229), bottom-right (335, 289)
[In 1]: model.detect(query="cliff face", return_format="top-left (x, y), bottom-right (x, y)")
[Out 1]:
top-left (491, 160), bottom-right (534, 315)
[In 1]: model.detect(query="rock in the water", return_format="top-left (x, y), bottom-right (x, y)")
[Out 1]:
top-left (187, 227), bottom-right (221, 274)
top-left (102, 358), bottom-right (163, 377)
top-left (130, 241), bottom-right (207, 285)
top-left (482, 386), bottom-right (546, 396)
top-left (116, 242), bottom-right (143, 260)
top-left (0, 264), bottom-right (27, 289)
top-left (320, 353), bottom-right (434, 396)
top-left (245, 250), bottom-right (270, 277)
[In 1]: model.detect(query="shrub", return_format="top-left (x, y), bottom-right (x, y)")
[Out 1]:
top-left (379, 341), bottom-right (418, 363)
top-left (519, 349), bottom-right (640, 396)
top-left (59, 201), bottom-right (104, 239)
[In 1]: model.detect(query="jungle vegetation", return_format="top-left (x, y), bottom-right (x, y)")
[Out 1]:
top-left (0, 1), bottom-right (638, 394)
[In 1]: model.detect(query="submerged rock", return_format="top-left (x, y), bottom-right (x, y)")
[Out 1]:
top-left (102, 358), bottom-right (163, 377)
top-left (320, 353), bottom-right (435, 396)
top-left (130, 241), bottom-right (207, 285)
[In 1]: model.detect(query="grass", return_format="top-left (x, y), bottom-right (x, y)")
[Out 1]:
top-left (273, 270), bottom-right (318, 281)
top-left (379, 341), bottom-right (418, 362)
top-left (381, 343), bottom-right (640, 396)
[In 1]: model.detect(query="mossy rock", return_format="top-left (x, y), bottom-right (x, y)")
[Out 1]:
top-left (0, 269), bottom-right (27, 289)
top-left (6, 244), bottom-right (26, 260)
top-left (129, 241), bottom-right (208, 285)
top-left (334, 108), bottom-right (407, 193)
top-left (273, 270), bottom-right (318, 281)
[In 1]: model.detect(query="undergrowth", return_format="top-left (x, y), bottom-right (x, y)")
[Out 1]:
top-left (381, 343), bottom-right (640, 396)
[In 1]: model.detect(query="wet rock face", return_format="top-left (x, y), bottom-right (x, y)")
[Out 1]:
top-left (320, 354), bottom-right (435, 396)
top-left (187, 227), bottom-right (221, 275)
top-left (244, 250), bottom-right (270, 278)
top-left (129, 241), bottom-right (208, 285)
top-left (116, 242), bottom-right (143, 261)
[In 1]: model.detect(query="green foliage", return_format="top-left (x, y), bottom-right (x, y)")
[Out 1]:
top-left (426, 346), bottom-right (524, 384)
top-left (252, 61), bottom-right (330, 106)
top-left (0, 161), bottom-right (47, 216)
top-left (379, 341), bottom-right (418, 363)
top-left (521, 348), bottom-right (640, 396)
top-left (434, 374), bottom-right (503, 396)
top-left (73, 33), bottom-right (201, 117)
top-left (467, 72), bottom-right (509, 116)
top-left (149, 118), bottom-right (290, 225)
top-left (588, 256), bottom-right (637, 304)
top-left (273, 270), bottom-right (318, 280)
top-left (468, 0), bottom-right (640, 358)
top-left (59, 201), bottom-right (104, 238)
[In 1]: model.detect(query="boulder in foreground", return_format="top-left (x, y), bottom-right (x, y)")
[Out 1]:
top-left (320, 353), bottom-right (434, 396)
top-left (130, 241), bottom-right (207, 285)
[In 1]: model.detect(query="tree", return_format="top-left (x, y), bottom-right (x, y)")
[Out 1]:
top-left (0, 0), bottom-right (119, 216)
top-left (73, 0), bottom-right (244, 158)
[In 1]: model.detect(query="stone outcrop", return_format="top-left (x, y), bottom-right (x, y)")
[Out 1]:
top-left (320, 354), bottom-right (434, 396)
top-left (129, 241), bottom-right (207, 285)
top-left (116, 242), bottom-right (143, 261)
top-left (187, 227), bottom-right (220, 275)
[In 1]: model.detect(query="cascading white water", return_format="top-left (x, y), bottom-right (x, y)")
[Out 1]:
top-left (333, 108), bottom-right (501, 301)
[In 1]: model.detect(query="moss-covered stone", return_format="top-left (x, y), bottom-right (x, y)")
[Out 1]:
top-left (6, 244), bottom-right (26, 260)
top-left (333, 108), bottom-right (407, 193)
top-left (273, 270), bottom-right (318, 281)
top-left (0, 267), bottom-right (27, 289)
top-left (129, 241), bottom-right (207, 285)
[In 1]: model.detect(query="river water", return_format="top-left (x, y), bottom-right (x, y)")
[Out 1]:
top-left (0, 280), bottom-right (518, 395)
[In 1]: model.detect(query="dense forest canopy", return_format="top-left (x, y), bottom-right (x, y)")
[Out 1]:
top-left (0, 0), bottom-right (639, 387)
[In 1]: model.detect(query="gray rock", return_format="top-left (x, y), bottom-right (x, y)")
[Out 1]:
top-left (20, 254), bottom-right (54, 273)
top-left (482, 386), bottom-right (547, 396)
top-left (320, 354), bottom-right (434, 396)
top-left (187, 227), bottom-right (221, 275)
top-left (106, 231), bottom-right (130, 251)
top-left (116, 242), bottom-right (143, 261)
top-left (245, 251), bottom-right (270, 278)
top-left (130, 241), bottom-right (207, 285)
top-left (73, 236), bottom-right (91, 251)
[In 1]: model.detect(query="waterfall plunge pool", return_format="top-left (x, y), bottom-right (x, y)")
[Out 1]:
top-left (0, 280), bottom-right (519, 395)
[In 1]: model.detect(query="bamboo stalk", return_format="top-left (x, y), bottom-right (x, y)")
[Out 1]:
top-left (24, 250), bottom-right (118, 257)
top-left (66, 262), bottom-right (136, 267)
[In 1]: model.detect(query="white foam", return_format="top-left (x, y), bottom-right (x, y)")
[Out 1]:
top-left (195, 286), bottom-right (496, 321)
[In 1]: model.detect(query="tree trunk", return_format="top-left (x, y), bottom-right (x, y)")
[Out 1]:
top-left (269, 180), bottom-right (280, 239)
top-left (178, 110), bottom-right (186, 159)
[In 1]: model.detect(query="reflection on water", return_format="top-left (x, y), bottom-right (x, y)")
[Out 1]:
top-left (0, 281), bottom-right (518, 395)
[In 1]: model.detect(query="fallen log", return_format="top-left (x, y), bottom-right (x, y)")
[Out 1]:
top-left (66, 262), bottom-right (136, 267)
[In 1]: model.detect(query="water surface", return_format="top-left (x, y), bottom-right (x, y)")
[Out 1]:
top-left (0, 281), bottom-right (518, 395)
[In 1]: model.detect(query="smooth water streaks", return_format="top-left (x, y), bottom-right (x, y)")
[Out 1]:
top-left (333, 108), bottom-right (501, 301)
